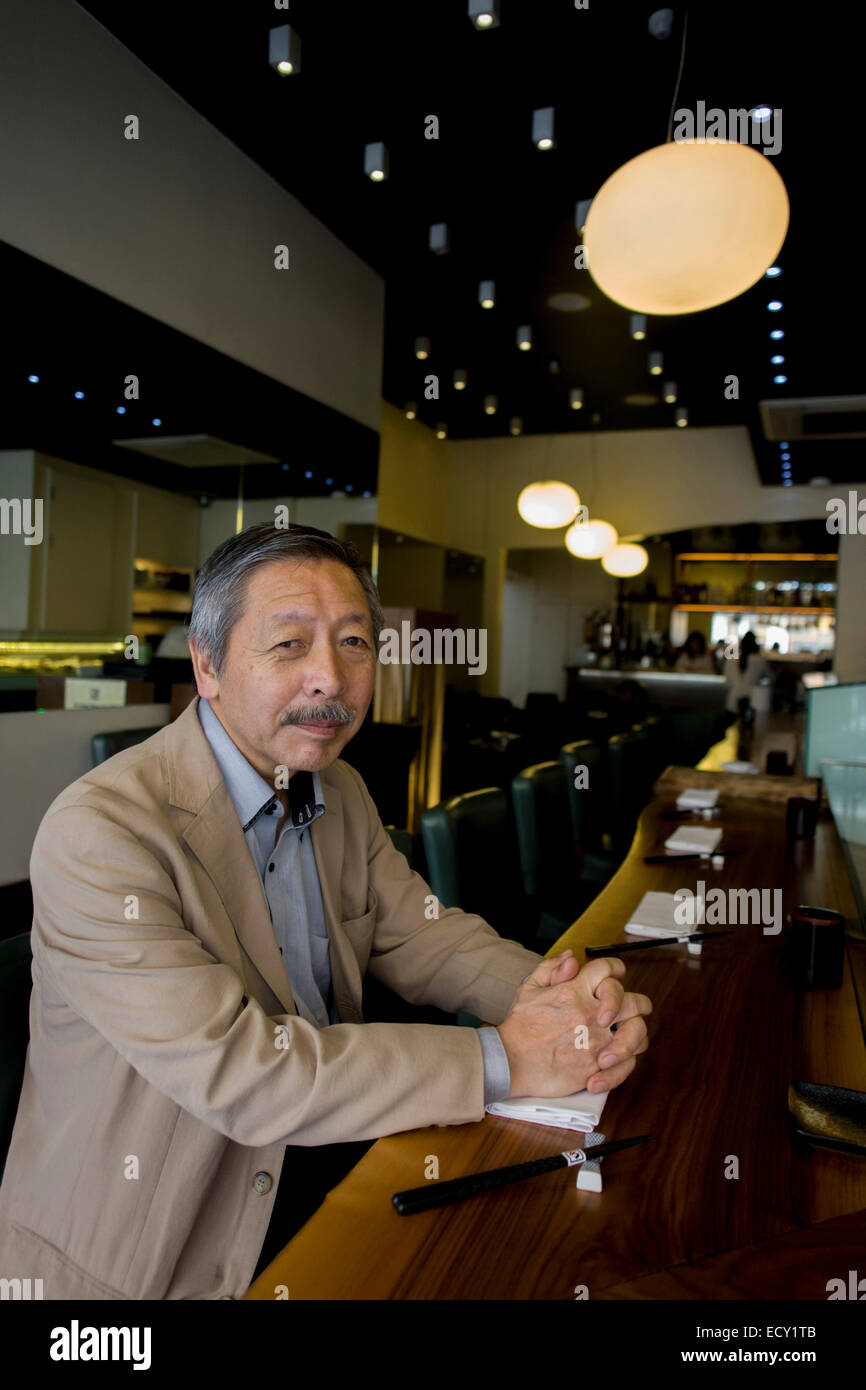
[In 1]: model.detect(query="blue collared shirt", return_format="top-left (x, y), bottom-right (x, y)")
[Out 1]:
top-left (197, 697), bottom-right (511, 1103)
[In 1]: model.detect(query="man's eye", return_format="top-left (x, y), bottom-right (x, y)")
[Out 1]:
top-left (344, 636), bottom-right (369, 648)
top-left (276, 640), bottom-right (302, 649)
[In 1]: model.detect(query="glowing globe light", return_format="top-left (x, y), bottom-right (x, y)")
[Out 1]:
top-left (602, 543), bottom-right (649, 577)
top-left (565, 518), bottom-right (618, 559)
top-left (517, 481), bottom-right (581, 529)
top-left (583, 140), bottom-right (789, 314)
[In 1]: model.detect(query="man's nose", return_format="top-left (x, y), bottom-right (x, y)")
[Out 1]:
top-left (301, 641), bottom-right (346, 698)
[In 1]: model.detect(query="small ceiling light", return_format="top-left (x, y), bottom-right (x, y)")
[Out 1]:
top-left (469, 0), bottom-right (500, 28)
top-left (435, 423), bottom-right (447, 439)
top-left (363, 490), bottom-right (372, 498)
top-left (780, 451), bottom-right (791, 461)
top-left (765, 265), bottom-right (782, 277)
top-left (152, 418), bottom-right (162, 426)
top-left (771, 354), bottom-right (785, 364)
top-left (675, 406), bottom-right (688, 427)
top-left (750, 106), bottom-right (774, 122)
top-left (767, 300), bottom-right (783, 312)
top-left (414, 336), bottom-right (430, 359)
top-left (782, 478), bottom-right (793, 487)
top-left (345, 484), bottom-right (354, 492)
top-left (484, 394), bottom-right (498, 415)
top-left (663, 380), bottom-right (677, 403)
top-left (405, 402), bottom-right (417, 419)
top-left (575, 199), bottom-right (593, 233)
top-left (532, 107), bottom-right (556, 151)
top-left (74, 390), bottom-right (84, 399)
top-left (282, 463), bottom-right (289, 472)
top-left (602, 543), bottom-right (649, 577)
top-left (565, 518), bottom-right (618, 559)
top-left (648, 8), bottom-right (675, 40)
top-left (509, 417), bottom-right (523, 436)
top-left (116, 406), bottom-right (126, 415)
top-left (648, 350), bottom-right (663, 375)
top-left (584, 142), bottom-right (788, 315)
top-left (779, 441), bottom-right (790, 448)
top-left (325, 477), bottom-right (334, 485)
top-left (269, 24), bottom-right (301, 76)
top-left (429, 223), bottom-right (449, 255)
top-left (364, 141), bottom-right (389, 182)
top-left (770, 329), bottom-right (785, 339)
top-left (27, 374), bottom-right (39, 383)
top-left (453, 369), bottom-right (468, 390)
top-left (569, 387), bottom-right (584, 410)
top-left (773, 374), bottom-right (788, 384)
top-left (517, 481), bottom-right (581, 529)
top-left (516, 325), bottom-right (533, 351)
top-left (548, 359), bottom-right (561, 374)
top-left (479, 279), bottom-right (495, 308)
top-left (630, 314), bottom-right (647, 340)
top-left (304, 470), bottom-right (313, 479)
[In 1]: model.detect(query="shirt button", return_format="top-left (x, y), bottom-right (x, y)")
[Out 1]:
top-left (252, 1171), bottom-right (273, 1196)
top-left (268, 863), bottom-right (275, 872)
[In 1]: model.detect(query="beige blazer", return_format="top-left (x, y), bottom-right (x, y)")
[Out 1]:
top-left (0, 696), bottom-right (540, 1300)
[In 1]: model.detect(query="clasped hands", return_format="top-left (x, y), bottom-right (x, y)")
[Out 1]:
top-left (498, 949), bottom-right (652, 1100)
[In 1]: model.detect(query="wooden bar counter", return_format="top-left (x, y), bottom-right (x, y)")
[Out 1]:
top-left (246, 771), bottom-right (866, 1301)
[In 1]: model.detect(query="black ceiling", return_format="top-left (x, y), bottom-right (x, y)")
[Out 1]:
top-left (7, 0), bottom-right (864, 496)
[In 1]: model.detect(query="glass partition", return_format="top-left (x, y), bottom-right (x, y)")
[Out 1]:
top-left (820, 760), bottom-right (866, 925)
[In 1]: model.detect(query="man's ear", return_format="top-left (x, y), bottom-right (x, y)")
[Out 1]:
top-left (188, 638), bottom-right (220, 700)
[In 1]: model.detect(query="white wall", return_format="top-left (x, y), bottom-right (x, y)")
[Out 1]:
top-left (198, 495), bottom-right (378, 566)
top-left (0, 0), bottom-right (384, 432)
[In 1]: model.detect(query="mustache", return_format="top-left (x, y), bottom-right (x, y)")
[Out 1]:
top-left (280, 701), bottom-right (355, 725)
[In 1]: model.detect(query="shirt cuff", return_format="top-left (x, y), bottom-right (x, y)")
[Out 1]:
top-left (479, 1026), bottom-right (511, 1105)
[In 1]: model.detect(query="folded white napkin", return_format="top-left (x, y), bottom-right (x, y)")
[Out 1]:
top-left (486, 1087), bottom-right (607, 1133)
top-left (664, 825), bottom-right (722, 855)
top-left (676, 787), bottom-right (719, 810)
top-left (625, 890), bottom-right (704, 954)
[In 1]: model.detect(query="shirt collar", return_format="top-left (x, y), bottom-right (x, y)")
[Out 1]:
top-left (197, 696), bottom-right (325, 834)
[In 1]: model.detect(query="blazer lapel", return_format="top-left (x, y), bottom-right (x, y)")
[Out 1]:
top-left (163, 698), bottom-right (298, 1015)
top-left (310, 773), bottom-right (365, 1023)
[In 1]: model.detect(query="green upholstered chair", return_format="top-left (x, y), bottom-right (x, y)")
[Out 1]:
top-left (91, 726), bottom-right (163, 768)
top-left (559, 740), bottom-right (618, 884)
top-left (0, 932), bottom-right (32, 1182)
top-left (511, 762), bottom-right (601, 940)
top-left (606, 730), bottom-right (645, 860)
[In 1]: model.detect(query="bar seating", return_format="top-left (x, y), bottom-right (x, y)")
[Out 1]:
top-left (559, 739), bottom-right (619, 885)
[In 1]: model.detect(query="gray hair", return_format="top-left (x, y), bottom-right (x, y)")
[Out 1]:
top-left (187, 521), bottom-right (384, 677)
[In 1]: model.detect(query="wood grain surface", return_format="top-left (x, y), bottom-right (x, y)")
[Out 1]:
top-left (245, 793), bottom-right (866, 1300)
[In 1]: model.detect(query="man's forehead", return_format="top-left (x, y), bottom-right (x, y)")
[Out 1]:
top-left (243, 558), bottom-right (371, 623)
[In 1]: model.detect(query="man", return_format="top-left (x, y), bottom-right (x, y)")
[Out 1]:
top-left (0, 522), bottom-right (651, 1299)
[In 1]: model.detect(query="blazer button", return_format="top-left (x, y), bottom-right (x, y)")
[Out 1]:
top-left (252, 1171), bottom-right (273, 1195)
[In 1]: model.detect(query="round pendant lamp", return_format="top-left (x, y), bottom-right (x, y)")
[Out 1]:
top-left (583, 139), bottom-right (789, 314)
top-left (517, 481), bottom-right (581, 529)
top-left (565, 518), bottom-right (618, 559)
top-left (602, 543), bottom-right (649, 577)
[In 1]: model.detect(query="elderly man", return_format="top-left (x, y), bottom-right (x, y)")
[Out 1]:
top-left (0, 522), bottom-right (650, 1299)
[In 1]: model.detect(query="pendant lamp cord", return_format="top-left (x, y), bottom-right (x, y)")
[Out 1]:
top-left (665, 10), bottom-right (689, 143)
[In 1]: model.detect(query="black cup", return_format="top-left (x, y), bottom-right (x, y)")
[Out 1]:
top-left (787, 795), bottom-right (819, 840)
top-left (790, 905), bottom-right (845, 989)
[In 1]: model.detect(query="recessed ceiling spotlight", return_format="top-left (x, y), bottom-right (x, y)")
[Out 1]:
top-left (453, 369), bottom-right (468, 390)
top-left (27, 374), bottom-right (39, 383)
top-left (569, 387), bottom-right (584, 410)
top-left (414, 336), bottom-right (430, 360)
top-left (648, 8), bottom-right (675, 39)
top-left (345, 484), bottom-right (354, 492)
top-left (548, 359), bottom-right (561, 374)
top-left (648, 350), bottom-right (663, 375)
top-left (282, 463), bottom-right (289, 472)
top-left (269, 24), bottom-right (301, 76)
top-left (405, 402), bottom-right (417, 419)
top-left (780, 452), bottom-right (791, 460)
top-left (767, 300), bottom-right (783, 311)
top-left (304, 470), bottom-right (313, 479)
top-left (770, 329), bottom-right (785, 339)
top-left (468, 0), bottom-right (500, 28)
top-left (532, 107), bottom-right (555, 151)
top-left (750, 105), bottom-right (774, 122)
top-left (429, 223), bottom-right (449, 255)
top-left (116, 406), bottom-right (126, 415)
top-left (779, 441), bottom-right (790, 448)
top-left (663, 380), bottom-right (677, 403)
top-left (509, 417), bottom-right (523, 436)
top-left (74, 390), bottom-right (84, 399)
top-left (363, 490), bottom-right (372, 498)
top-left (773, 374), bottom-right (787, 384)
top-left (771, 355), bottom-right (785, 364)
top-left (435, 424), bottom-right (447, 439)
top-left (575, 198), bottom-right (593, 233)
top-left (630, 314), bottom-right (647, 340)
top-left (152, 418), bottom-right (162, 426)
top-left (479, 279), bottom-right (495, 308)
top-left (765, 265), bottom-right (782, 277)
top-left (547, 292), bottom-right (591, 312)
top-left (675, 406), bottom-right (689, 427)
top-left (325, 477), bottom-right (334, 485)
top-left (782, 478), bottom-right (793, 486)
top-left (484, 395), bottom-right (498, 415)
top-left (516, 325), bottom-right (532, 351)
top-left (364, 141), bottom-right (389, 182)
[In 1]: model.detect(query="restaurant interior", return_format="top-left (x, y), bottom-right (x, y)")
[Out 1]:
top-left (1, 0), bottom-right (865, 1316)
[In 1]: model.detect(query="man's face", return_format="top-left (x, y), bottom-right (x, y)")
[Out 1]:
top-left (190, 555), bottom-right (377, 782)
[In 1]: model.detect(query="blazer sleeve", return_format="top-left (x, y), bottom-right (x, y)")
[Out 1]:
top-left (29, 803), bottom-right (505, 1148)
top-left (340, 764), bottom-right (544, 1022)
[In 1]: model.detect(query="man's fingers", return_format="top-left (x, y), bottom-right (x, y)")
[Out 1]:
top-left (594, 976), bottom-right (625, 1028)
top-left (527, 949), bottom-right (574, 989)
top-left (596, 1015), bottom-right (649, 1068)
top-left (610, 990), bottom-right (653, 1025)
top-left (587, 1054), bottom-right (636, 1095)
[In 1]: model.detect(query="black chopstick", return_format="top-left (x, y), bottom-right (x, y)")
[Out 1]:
top-left (585, 931), bottom-right (734, 957)
top-left (392, 1134), bottom-right (654, 1215)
